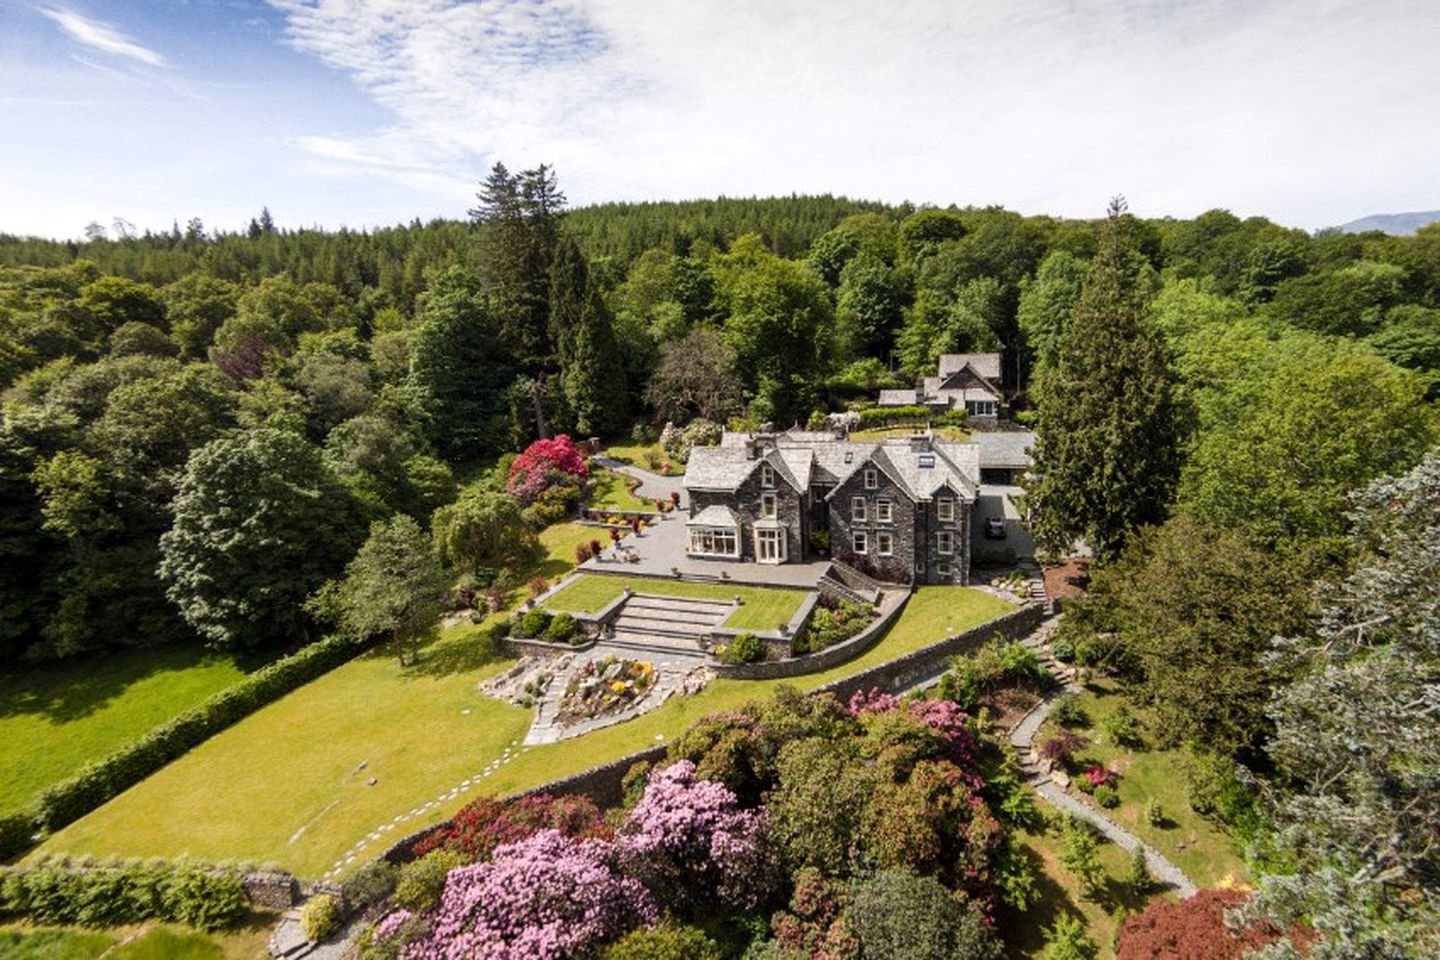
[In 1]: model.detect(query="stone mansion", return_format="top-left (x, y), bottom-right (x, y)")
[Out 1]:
top-left (681, 429), bottom-right (980, 584)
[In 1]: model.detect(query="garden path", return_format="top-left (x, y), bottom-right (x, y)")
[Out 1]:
top-left (591, 456), bottom-right (684, 504)
top-left (1007, 617), bottom-right (1198, 897)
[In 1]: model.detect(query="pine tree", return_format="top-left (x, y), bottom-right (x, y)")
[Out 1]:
top-left (564, 281), bottom-right (627, 437)
top-left (469, 162), bottom-right (566, 373)
top-left (1028, 198), bottom-right (1181, 559)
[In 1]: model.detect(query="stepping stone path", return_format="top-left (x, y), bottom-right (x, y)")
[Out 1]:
top-left (1008, 616), bottom-right (1198, 897)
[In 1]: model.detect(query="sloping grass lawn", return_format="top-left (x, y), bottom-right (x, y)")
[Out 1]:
top-left (39, 586), bottom-right (1012, 878)
top-left (599, 443), bottom-right (683, 475)
top-left (542, 573), bottom-right (807, 630)
top-left (586, 469), bottom-right (655, 512)
top-left (1034, 678), bottom-right (1248, 888)
top-left (533, 522), bottom-right (599, 582)
top-left (0, 918), bottom-right (272, 960)
top-left (0, 645), bottom-right (253, 816)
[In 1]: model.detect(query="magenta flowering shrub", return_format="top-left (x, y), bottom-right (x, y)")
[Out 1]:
top-left (617, 761), bottom-right (776, 910)
top-left (401, 829), bottom-right (655, 960)
top-left (848, 689), bottom-right (983, 790)
top-left (506, 436), bottom-right (587, 505)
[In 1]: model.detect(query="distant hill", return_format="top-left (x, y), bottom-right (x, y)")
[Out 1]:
top-left (1338, 210), bottom-right (1440, 235)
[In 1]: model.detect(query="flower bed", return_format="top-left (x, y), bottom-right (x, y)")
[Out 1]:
top-left (556, 657), bottom-right (655, 726)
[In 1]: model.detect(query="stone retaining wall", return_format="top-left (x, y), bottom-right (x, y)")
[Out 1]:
top-left (816, 602), bottom-right (1046, 703)
top-left (502, 636), bottom-right (597, 659)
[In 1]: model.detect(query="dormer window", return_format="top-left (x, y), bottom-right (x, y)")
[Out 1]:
top-left (843, 451), bottom-right (854, 464)
top-left (937, 498), bottom-right (954, 522)
top-left (760, 463), bottom-right (774, 488)
top-left (918, 453), bottom-right (935, 469)
top-left (864, 468), bottom-right (878, 490)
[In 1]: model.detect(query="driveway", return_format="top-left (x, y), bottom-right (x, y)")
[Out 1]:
top-left (972, 483), bottom-right (1035, 564)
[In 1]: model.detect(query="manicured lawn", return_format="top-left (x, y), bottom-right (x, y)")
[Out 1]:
top-left (533, 521), bottom-right (599, 581)
top-left (849, 425), bottom-right (969, 442)
top-left (0, 645), bottom-right (254, 816)
top-left (1034, 678), bottom-right (1248, 888)
top-left (39, 585), bottom-right (1012, 879)
top-left (586, 469), bottom-right (655, 512)
top-left (599, 443), bottom-right (684, 475)
top-left (542, 573), bottom-right (808, 630)
top-left (36, 621), bottom-right (531, 879)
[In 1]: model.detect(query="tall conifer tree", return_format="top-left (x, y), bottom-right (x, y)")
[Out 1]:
top-left (1028, 198), bottom-right (1181, 558)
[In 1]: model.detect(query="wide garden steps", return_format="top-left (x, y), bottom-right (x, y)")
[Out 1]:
top-left (609, 593), bottom-right (733, 642)
top-left (605, 632), bottom-right (709, 656)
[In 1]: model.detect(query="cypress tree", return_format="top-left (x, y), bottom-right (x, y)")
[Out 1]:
top-left (1028, 197), bottom-right (1181, 559)
top-left (564, 281), bottom-right (627, 437)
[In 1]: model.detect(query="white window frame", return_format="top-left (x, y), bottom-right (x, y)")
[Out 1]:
top-left (760, 463), bottom-right (774, 487)
top-left (876, 498), bottom-right (893, 523)
top-left (937, 498), bottom-right (954, 522)
top-left (876, 531), bottom-right (893, 556)
top-left (851, 496), bottom-right (866, 522)
top-left (966, 399), bottom-right (997, 417)
top-left (937, 530), bottom-right (954, 555)
top-left (760, 492), bottom-right (777, 519)
top-left (688, 527), bottom-right (739, 558)
top-left (936, 562), bottom-right (953, 577)
top-left (864, 468), bottom-right (878, 490)
top-left (756, 527), bottom-right (786, 564)
top-left (852, 531), bottom-right (868, 554)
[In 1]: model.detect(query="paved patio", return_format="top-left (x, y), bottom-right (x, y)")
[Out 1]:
top-left (578, 507), bottom-right (833, 589)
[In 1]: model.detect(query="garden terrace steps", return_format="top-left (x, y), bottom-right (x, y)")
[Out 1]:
top-left (610, 593), bottom-right (733, 640)
top-left (604, 633), bottom-right (710, 657)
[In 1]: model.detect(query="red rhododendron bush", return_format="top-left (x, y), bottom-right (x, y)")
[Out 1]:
top-left (364, 687), bottom-right (1020, 959)
top-left (1116, 888), bottom-right (1305, 960)
top-left (505, 434), bottom-right (587, 505)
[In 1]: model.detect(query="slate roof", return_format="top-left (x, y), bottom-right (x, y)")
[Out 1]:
top-left (686, 432), bottom-right (979, 502)
top-left (938, 352), bottom-right (1002, 380)
top-left (973, 430), bottom-right (1036, 470)
top-left (687, 504), bottom-right (739, 527)
top-left (877, 388), bottom-right (918, 406)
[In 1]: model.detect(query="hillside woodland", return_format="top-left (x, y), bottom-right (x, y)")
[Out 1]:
top-left (1, 168), bottom-right (1437, 956)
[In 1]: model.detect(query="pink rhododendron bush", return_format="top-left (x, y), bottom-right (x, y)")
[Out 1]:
top-left (400, 829), bottom-right (655, 960)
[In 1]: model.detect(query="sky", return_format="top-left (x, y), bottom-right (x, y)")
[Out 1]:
top-left (1, 0), bottom-right (1437, 240)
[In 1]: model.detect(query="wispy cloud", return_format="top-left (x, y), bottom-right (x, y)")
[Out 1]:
top-left (263, 0), bottom-right (1440, 227)
top-left (39, 7), bottom-right (166, 67)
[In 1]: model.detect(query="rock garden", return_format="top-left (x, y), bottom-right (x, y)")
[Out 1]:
top-left (555, 656), bottom-right (656, 725)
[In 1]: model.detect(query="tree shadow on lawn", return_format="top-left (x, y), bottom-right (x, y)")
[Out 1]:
top-left (389, 626), bottom-right (511, 681)
top-left (0, 643), bottom-right (271, 725)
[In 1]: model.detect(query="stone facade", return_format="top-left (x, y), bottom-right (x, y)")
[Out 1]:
top-left (689, 464), bottom-right (806, 563)
top-left (828, 465), bottom-right (918, 584)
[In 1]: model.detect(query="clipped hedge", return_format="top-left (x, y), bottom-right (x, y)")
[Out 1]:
top-left (0, 813), bottom-right (36, 863)
top-left (0, 857), bottom-right (246, 931)
top-left (28, 634), bottom-right (368, 838)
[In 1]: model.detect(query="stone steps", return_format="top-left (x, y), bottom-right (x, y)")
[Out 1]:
top-left (605, 632), bottom-right (709, 657)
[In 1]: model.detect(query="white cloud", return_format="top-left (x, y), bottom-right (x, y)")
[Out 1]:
top-left (38, 7), bottom-right (166, 67)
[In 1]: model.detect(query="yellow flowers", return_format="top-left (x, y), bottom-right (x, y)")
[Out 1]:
top-left (611, 680), bottom-right (627, 693)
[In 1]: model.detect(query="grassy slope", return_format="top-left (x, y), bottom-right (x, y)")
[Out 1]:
top-left (1035, 678), bottom-right (1248, 888)
top-left (542, 573), bottom-right (807, 630)
top-left (0, 918), bottom-right (273, 960)
top-left (39, 586), bottom-right (1011, 878)
top-left (586, 469), bottom-right (654, 511)
top-left (1002, 813), bottom-right (1165, 960)
top-left (0, 646), bottom-right (251, 816)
